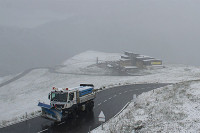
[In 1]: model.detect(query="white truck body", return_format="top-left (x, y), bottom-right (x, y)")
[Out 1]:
top-left (38, 84), bottom-right (95, 121)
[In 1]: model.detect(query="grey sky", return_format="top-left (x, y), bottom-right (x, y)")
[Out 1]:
top-left (0, 0), bottom-right (200, 76)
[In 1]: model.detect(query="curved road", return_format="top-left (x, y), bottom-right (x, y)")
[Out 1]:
top-left (0, 83), bottom-right (168, 133)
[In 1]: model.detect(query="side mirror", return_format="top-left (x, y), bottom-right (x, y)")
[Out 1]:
top-left (48, 93), bottom-right (50, 100)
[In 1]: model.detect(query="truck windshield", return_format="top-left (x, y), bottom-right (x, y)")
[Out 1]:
top-left (51, 92), bottom-right (68, 102)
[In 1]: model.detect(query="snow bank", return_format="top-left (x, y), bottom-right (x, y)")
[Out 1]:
top-left (92, 81), bottom-right (200, 133)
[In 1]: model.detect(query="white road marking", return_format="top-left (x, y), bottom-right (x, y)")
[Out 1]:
top-left (58, 122), bottom-right (65, 125)
top-left (37, 128), bottom-right (48, 133)
top-left (104, 100), bottom-right (107, 103)
top-left (109, 97), bottom-right (112, 100)
top-left (114, 95), bottom-right (117, 97)
top-left (98, 103), bottom-right (101, 106)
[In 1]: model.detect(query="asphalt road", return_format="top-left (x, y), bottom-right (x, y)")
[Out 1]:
top-left (0, 83), bottom-right (168, 133)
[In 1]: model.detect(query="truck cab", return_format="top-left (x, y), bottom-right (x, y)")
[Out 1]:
top-left (49, 88), bottom-right (77, 110)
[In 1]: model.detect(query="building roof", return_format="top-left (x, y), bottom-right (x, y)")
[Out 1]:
top-left (121, 54), bottom-right (129, 58)
top-left (136, 55), bottom-right (153, 59)
top-left (120, 58), bottom-right (132, 61)
top-left (124, 51), bottom-right (138, 55)
top-left (143, 59), bottom-right (162, 62)
top-left (124, 66), bottom-right (138, 69)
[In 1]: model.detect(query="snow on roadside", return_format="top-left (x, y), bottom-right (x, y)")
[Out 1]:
top-left (1, 51), bottom-right (200, 128)
top-left (0, 69), bottom-right (49, 127)
top-left (92, 81), bottom-right (200, 133)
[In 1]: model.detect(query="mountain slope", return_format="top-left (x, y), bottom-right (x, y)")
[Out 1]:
top-left (1, 51), bottom-right (200, 128)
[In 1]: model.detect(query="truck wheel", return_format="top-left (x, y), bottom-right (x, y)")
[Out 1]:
top-left (90, 101), bottom-right (94, 110)
top-left (72, 111), bottom-right (77, 119)
top-left (86, 101), bottom-right (94, 112)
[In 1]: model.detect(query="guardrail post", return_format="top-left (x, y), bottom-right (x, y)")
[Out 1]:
top-left (132, 94), bottom-right (137, 102)
top-left (101, 122), bottom-right (103, 130)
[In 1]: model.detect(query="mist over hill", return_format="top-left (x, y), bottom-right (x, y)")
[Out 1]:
top-left (1, 0), bottom-right (200, 76)
top-left (0, 26), bottom-right (72, 76)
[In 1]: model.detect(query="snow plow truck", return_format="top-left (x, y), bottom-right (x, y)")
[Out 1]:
top-left (38, 84), bottom-right (95, 122)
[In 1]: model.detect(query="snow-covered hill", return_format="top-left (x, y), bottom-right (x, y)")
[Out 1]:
top-left (57, 51), bottom-right (121, 74)
top-left (1, 51), bottom-right (200, 129)
top-left (92, 80), bottom-right (200, 133)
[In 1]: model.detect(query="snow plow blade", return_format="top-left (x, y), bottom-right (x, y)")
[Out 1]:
top-left (38, 102), bottom-right (62, 122)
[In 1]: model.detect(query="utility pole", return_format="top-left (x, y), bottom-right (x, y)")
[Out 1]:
top-left (96, 57), bottom-right (99, 64)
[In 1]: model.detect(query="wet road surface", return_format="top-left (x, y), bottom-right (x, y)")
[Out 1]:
top-left (0, 83), bottom-right (168, 133)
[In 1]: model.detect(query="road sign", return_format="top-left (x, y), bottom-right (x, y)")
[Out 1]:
top-left (98, 111), bottom-right (105, 122)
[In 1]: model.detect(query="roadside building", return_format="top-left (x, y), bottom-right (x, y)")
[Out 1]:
top-left (119, 58), bottom-right (133, 67)
top-left (143, 59), bottom-right (162, 66)
top-left (121, 52), bottom-right (163, 69)
top-left (99, 51), bottom-right (163, 75)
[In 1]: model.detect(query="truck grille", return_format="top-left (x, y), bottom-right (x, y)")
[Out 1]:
top-left (56, 104), bottom-right (64, 109)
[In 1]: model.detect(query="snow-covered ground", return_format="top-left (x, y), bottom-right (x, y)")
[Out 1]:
top-left (0, 73), bottom-right (21, 84)
top-left (1, 51), bottom-right (200, 130)
top-left (92, 81), bottom-right (200, 133)
top-left (57, 51), bottom-right (121, 74)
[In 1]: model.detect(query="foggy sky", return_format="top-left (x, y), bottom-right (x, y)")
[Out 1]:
top-left (1, 0), bottom-right (200, 76)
